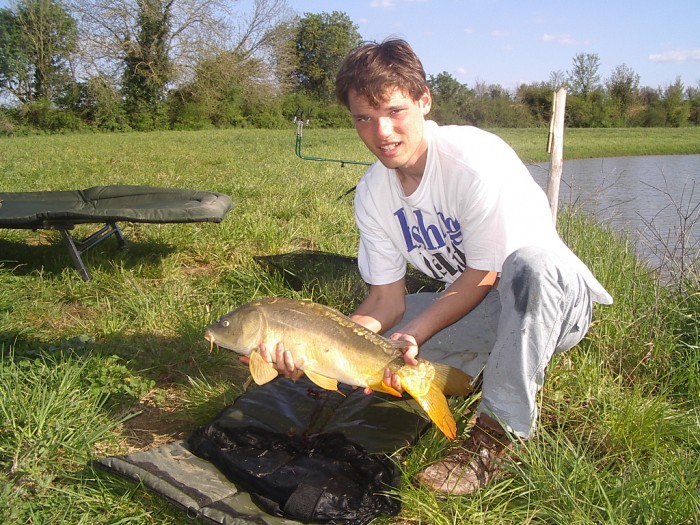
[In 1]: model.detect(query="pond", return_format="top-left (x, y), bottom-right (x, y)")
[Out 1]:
top-left (527, 154), bottom-right (700, 278)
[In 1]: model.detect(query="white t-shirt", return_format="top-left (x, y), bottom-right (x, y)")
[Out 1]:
top-left (354, 121), bottom-right (612, 304)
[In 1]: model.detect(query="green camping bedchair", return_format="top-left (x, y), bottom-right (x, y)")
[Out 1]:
top-left (0, 185), bottom-right (233, 280)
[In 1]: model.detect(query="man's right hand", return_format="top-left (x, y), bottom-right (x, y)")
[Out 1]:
top-left (239, 341), bottom-right (305, 381)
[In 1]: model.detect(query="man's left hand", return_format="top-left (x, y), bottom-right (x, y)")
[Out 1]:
top-left (364, 332), bottom-right (419, 395)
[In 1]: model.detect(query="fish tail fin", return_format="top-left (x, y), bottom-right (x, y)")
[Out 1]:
top-left (403, 381), bottom-right (458, 440)
top-left (430, 362), bottom-right (474, 396)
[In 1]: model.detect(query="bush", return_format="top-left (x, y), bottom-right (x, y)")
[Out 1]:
top-left (169, 100), bottom-right (214, 130)
top-left (17, 100), bottom-right (86, 132)
top-left (0, 109), bottom-right (16, 135)
top-left (281, 93), bottom-right (353, 129)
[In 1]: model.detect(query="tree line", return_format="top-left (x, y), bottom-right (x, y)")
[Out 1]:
top-left (1, 0), bottom-right (698, 135)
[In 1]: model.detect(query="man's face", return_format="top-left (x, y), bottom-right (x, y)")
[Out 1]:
top-left (348, 86), bottom-right (431, 177)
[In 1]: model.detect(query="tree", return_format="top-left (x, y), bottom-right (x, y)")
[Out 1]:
top-left (167, 0), bottom-right (296, 129)
top-left (516, 82), bottom-right (553, 125)
top-left (688, 84), bottom-right (700, 125)
top-left (548, 69), bottom-right (566, 90)
top-left (663, 77), bottom-right (689, 127)
top-left (169, 50), bottom-right (278, 128)
top-left (606, 63), bottom-right (639, 125)
top-left (67, 0), bottom-right (292, 127)
top-left (0, 8), bottom-right (30, 102)
top-left (633, 86), bottom-right (666, 127)
top-left (230, 0), bottom-right (294, 63)
top-left (121, 0), bottom-right (173, 128)
top-left (0, 0), bottom-right (77, 104)
top-left (67, 0), bottom-right (230, 81)
top-left (567, 52), bottom-right (601, 98)
top-left (76, 74), bottom-right (129, 129)
top-left (428, 71), bottom-right (472, 124)
top-left (292, 11), bottom-right (361, 101)
top-left (430, 71), bottom-right (468, 100)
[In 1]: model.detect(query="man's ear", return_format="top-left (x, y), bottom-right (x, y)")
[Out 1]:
top-left (419, 87), bottom-right (432, 115)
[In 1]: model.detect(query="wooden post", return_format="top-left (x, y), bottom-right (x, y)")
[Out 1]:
top-left (546, 87), bottom-right (567, 224)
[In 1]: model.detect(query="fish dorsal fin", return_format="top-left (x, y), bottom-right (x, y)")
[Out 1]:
top-left (387, 339), bottom-right (412, 350)
top-left (430, 362), bottom-right (475, 396)
top-left (304, 368), bottom-right (339, 392)
top-left (303, 300), bottom-right (400, 349)
top-left (402, 380), bottom-right (458, 440)
top-left (249, 351), bottom-right (279, 385)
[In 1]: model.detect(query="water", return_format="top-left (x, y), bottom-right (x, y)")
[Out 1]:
top-left (527, 155), bottom-right (700, 275)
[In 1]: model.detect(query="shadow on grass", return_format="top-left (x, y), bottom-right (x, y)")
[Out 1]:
top-left (254, 249), bottom-right (445, 310)
top-left (0, 236), bottom-right (176, 279)
top-left (1, 327), bottom-right (247, 451)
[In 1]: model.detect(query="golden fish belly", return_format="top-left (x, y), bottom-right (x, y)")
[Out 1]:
top-left (263, 324), bottom-right (401, 387)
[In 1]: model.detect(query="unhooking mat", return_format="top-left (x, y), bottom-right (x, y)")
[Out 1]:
top-left (95, 377), bottom-right (431, 525)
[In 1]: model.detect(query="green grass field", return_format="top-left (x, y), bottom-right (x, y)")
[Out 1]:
top-left (1, 127), bottom-right (698, 524)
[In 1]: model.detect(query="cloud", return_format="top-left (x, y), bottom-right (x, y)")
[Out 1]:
top-left (370, 0), bottom-right (396, 7)
top-left (543, 33), bottom-right (576, 45)
top-left (648, 49), bottom-right (700, 63)
top-left (370, 0), bottom-right (431, 10)
top-left (491, 30), bottom-right (509, 38)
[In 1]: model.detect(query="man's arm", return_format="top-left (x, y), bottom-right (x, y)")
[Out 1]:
top-left (349, 277), bottom-right (407, 334)
top-left (395, 266), bottom-right (497, 347)
top-left (381, 266), bottom-right (497, 390)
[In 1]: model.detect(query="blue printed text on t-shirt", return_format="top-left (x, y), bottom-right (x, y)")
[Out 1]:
top-left (394, 208), bottom-right (467, 280)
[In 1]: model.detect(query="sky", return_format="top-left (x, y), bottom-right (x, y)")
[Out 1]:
top-left (1, 0), bottom-right (697, 92)
top-left (283, 0), bottom-right (700, 91)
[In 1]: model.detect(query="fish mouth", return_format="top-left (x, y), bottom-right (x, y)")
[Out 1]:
top-left (203, 331), bottom-right (242, 355)
top-left (204, 331), bottom-right (216, 353)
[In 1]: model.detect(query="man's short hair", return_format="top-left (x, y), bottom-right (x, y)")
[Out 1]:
top-left (335, 38), bottom-right (428, 108)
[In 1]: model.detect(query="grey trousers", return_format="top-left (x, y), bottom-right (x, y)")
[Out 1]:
top-left (393, 246), bottom-right (593, 438)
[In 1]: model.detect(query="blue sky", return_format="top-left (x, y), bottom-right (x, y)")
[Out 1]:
top-left (2, 0), bottom-right (697, 91)
top-left (284, 0), bottom-right (700, 91)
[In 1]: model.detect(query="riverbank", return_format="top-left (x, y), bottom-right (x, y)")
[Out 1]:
top-left (2, 126), bottom-right (700, 171)
top-left (494, 126), bottom-right (700, 162)
top-left (1, 129), bottom-right (698, 524)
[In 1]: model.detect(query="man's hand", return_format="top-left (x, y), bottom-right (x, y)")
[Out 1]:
top-left (364, 332), bottom-right (419, 395)
top-left (390, 332), bottom-right (419, 365)
top-left (239, 341), bottom-right (305, 381)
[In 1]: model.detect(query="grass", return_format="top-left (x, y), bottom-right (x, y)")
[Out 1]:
top-left (492, 127), bottom-right (700, 163)
top-left (1, 127), bottom-right (699, 524)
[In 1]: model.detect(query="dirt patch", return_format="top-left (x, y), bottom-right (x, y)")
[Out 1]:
top-left (120, 388), bottom-right (190, 453)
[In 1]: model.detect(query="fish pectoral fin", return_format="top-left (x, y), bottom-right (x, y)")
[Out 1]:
top-left (249, 351), bottom-right (279, 385)
top-left (367, 380), bottom-right (403, 398)
top-left (304, 368), bottom-right (339, 392)
top-left (431, 362), bottom-right (475, 396)
top-left (403, 382), bottom-right (458, 441)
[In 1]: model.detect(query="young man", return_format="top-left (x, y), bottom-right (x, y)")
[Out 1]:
top-left (265, 38), bottom-right (612, 494)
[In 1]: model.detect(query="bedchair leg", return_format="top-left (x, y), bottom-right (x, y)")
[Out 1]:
top-left (60, 222), bottom-right (128, 281)
top-left (60, 229), bottom-right (91, 281)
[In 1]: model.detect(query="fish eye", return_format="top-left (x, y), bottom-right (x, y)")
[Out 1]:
top-left (222, 320), bottom-right (230, 327)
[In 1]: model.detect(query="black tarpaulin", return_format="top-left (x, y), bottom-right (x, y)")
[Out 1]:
top-left (96, 377), bottom-right (430, 524)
